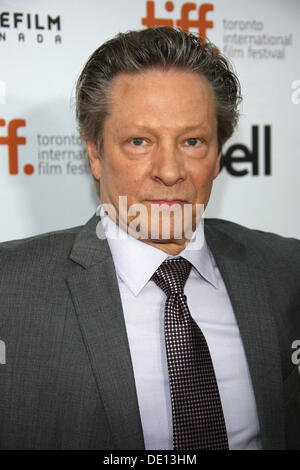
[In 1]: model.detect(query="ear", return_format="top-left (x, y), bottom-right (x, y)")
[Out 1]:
top-left (86, 140), bottom-right (102, 180)
top-left (213, 150), bottom-right (222, 180)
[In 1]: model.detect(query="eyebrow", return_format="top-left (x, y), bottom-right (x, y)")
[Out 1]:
top-left (121, 123), bottom-right (212, 133)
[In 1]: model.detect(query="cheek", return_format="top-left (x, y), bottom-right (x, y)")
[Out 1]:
top-left (189, 160), bottom-right (217, 188)
top-left (121, 163), bottom-right (142, 187)
top-left (102, 150), bottom-right (128, 182)
top-left (107, 157), bottom-right (146, 195)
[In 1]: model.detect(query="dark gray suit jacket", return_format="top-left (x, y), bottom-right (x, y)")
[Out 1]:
top-left (0, 214), bottom-right (299, 449)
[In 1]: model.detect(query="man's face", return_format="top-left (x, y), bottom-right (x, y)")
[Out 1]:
top-left (87, 67), bottom-right (221, 255)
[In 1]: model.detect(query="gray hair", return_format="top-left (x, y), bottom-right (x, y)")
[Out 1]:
top-left (75, 26), bottom-right (242, 189)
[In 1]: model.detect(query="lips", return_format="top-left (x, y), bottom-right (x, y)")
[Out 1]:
top-left (146, 199), bottom-right (187, 206)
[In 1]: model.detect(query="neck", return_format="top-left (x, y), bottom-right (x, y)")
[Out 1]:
top-left (140, 237), bottom-right (189, 256)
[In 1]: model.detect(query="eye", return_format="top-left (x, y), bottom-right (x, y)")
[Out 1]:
top-left (185, 138), bottom-right (202, 147)
top-left (131, 137), bottom-right (146, 146)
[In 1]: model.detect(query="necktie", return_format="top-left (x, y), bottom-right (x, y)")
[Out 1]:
top-left (151, 257), bottom-right (229, 450)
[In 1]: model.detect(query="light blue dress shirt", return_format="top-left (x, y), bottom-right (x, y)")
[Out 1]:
top-left (98, 207), bottom-right (262, 450)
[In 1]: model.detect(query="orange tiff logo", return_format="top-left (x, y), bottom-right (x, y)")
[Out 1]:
top-left (0, 118), bottom-right (33, 174)
top-left (142, 1), bottom-right (214, 37)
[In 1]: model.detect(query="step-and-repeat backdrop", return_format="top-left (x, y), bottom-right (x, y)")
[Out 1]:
top-left (0, 0), bottom-right (299, 242)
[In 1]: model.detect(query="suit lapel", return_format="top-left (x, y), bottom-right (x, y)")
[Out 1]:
top-left (66, 214), bottom-right (145, 450)
top-left (205, 220), bottom-right (285, 449)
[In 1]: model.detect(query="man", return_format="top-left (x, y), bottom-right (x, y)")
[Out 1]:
top-left (0, 27), bottom-right (299, 450)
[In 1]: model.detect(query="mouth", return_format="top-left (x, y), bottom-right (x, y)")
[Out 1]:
top-left (146, 199), bottom-right (188, 206)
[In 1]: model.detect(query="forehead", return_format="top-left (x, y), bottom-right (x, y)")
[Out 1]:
top-left (106, 67), bottom-right (217, 132)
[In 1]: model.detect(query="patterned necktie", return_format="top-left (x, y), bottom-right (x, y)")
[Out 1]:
top-left (151, 256), bottom-right (229, 450)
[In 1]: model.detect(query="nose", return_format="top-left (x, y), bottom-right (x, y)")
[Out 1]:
top-left (150, 140), bottom-right (187, 186)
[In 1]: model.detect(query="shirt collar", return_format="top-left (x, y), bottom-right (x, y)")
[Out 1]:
top-left (96, 204), bottom-right (219, 296)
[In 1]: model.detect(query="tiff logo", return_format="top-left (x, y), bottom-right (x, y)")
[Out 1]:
top-left (0, 118), bottom-right (33, 174)
top-left (0, 340), bottom-right (5, 364)
top-left (142, 1), bottom-right (214, 37)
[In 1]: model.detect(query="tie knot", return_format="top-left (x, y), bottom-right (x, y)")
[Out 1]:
top-left (151, 257), bottom-right (192, 297)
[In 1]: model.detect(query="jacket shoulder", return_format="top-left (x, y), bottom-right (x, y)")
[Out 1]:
top-left (205, 217), bottom-right (300, 243)
top-left (0, 225), bottom-right (83, 278)
top-left (205, 218), bottom-right (300, 265)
